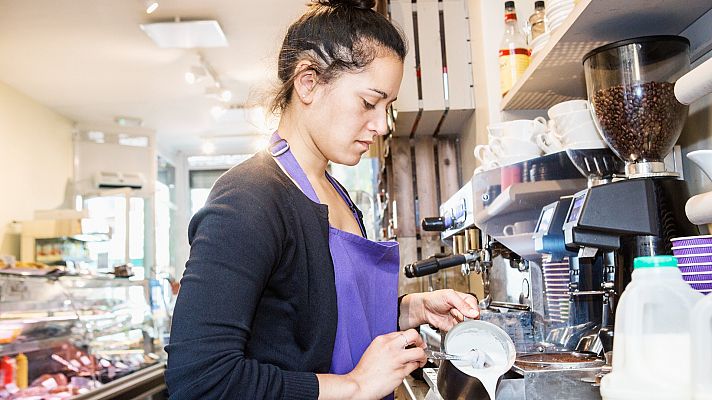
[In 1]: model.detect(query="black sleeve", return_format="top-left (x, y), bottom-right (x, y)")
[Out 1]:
top-left (165, 181), bottom-right (318, 400)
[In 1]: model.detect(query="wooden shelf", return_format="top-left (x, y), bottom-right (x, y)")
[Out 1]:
top-left (501, 0), bottom-right (712, 111)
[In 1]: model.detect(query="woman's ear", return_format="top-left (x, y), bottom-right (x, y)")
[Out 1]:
top-left (293, 61), bottom-right (317, 105)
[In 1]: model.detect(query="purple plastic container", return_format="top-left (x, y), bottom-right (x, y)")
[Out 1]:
top-left (689, 282), bottom-right (712, 291)
top-left (671, 235), bottom-right (712, 247)
top-left (672, 246), bottom-right (712, 256)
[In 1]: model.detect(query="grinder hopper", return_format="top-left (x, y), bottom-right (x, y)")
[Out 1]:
top-left (583, 36), bottom-right (690, 178)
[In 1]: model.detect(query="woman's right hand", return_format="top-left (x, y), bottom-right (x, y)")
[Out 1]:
top-left (346, 329), bottom-right (427, 400)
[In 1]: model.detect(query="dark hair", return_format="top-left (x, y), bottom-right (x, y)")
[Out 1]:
top-left (270, 0), bottom-right (407, 114)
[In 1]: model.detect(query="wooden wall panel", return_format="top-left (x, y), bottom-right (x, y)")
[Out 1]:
top-left (383, 136), bottom-right (466, 298)
top-left (391, 137), bottom-right (416, 237)
top-left (414, 137), bottom-right (439, 236)
top-left (438, 138), bottom-right (461, 201)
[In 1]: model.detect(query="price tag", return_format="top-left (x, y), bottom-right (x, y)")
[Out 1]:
top-left (4, 383), bottom-right (19, 394)
top-left (41, 377), bottom-right (58, 389)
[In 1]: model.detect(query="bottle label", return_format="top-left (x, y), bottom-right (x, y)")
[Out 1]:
top-left (499, 50), bottom-right (530, 96)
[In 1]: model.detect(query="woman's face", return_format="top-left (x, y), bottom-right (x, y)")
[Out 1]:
top-left (305, 53), bottom-right (403, 166)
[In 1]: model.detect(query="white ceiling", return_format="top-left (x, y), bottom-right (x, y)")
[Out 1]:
top-left (0, 0), bottom-right (305, 156)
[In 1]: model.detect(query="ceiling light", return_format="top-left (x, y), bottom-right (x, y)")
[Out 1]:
top-left (205, 86), bottom-right (232, 102)
top-left (185, 65), bottom-right (208, 84)
top-left (210, 105), bottom-right (226, 120)
top-left (219, 89), bottom-right (232, 102)
top-left (114, 116), bottom-right (143, 127)
top-left (144, 0), bottom-right (159, 14)
top-left (140, 20), bottom-right (229, 49)
top-left (202, 140), bottom-right (216, 155)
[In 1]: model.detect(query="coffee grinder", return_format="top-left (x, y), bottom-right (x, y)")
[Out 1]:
top-left (563, 36), bottom-right (699, 322)
top-left (534, 149), bottom-right (624, 351)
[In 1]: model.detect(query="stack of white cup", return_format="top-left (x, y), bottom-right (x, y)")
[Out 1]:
top-left (474, 118), bottom-right (547, 173)
top-left (535, 99), bottom-right (608, 154)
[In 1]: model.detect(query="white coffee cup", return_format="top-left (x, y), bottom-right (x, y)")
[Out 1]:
top-left (474, 144), bottom-right (499, 165)
top-left (552, 109), bottom-right (593, 135)
top-left (560, 120), bottom-right (604, 144)
top-left (487, 117), bottom-right (548, 141)
top-left (490, 136), bottom-right (542, 157)
top-left (565, 139), bottom-right (608, 150)
top-left (548, 99), bottom-right (589, 119)
top-left (535, 131), bottom-right (564, 153)
top-left (503, 220), bottom-right (539, 236)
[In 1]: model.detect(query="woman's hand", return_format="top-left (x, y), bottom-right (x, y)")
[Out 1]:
top-left (399, 290), bottom-right (480, 332)
top-left (337, 329), bottom-right (426, 400)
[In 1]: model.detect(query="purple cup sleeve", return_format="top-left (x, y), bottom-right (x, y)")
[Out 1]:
top-left (675, 255), bottom-right (712, 264)
top-left (683, 274), bottom-right (712, 282)
top-left (671, 235), bottom-right (712, 247)
top-left (673, 247), bottom-right (712, 256)
top-left (689, 282), bottom-right (712, 291)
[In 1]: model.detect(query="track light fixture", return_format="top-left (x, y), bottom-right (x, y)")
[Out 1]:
top-left (144, 0), bottom-right (159, 14)
top-left (185, 66), bottom-right (207, 85)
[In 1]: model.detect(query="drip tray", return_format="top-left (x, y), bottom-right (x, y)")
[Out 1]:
top-left (515, 351), bottom-right (605, 371)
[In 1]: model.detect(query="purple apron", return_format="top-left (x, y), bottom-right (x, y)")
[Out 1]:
top-left (269, 132), bottom-right (400, 376)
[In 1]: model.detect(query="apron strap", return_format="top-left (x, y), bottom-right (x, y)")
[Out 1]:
top-left (269, 132), bottom-right (321, 204)
top-left (269, 131), bottom-right (367, 238)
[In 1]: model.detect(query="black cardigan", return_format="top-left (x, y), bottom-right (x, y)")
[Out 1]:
top-left (166, 151), bottom-right (339, 399)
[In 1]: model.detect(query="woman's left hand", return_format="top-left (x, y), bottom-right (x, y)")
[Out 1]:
top-left (399, 290), bottom-right (480, 332)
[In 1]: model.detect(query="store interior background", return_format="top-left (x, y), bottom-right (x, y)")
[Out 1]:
top-left (1, 0), bottom-right (711, 284)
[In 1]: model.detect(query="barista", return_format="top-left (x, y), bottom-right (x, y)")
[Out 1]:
top-left (165, 1), bottom-right (480, 399)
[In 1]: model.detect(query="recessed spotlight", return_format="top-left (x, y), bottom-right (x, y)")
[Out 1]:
top-left (202, 140), bottom-right (216, 155)
top-left (114, 116), bottom-right (144, 127)
top-left (185, 66), bottom-right (207, 84)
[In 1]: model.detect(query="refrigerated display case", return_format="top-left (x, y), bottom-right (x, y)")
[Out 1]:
top-left (0, 273), bottom-right (166, 399)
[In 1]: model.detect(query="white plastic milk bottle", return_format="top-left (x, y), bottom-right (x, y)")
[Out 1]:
top-left (692, 292), bottom-right (712, 400)
top-left (600, 256), bottom-right (703, 400)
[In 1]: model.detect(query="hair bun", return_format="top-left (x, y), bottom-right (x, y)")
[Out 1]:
top-left (315, 0), bottom-right (376, 10)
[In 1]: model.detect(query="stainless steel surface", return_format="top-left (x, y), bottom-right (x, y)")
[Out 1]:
top-left (425, 349), bottom-right (494, 368)
top-left (472, 151), bottom-right (588, 261)
top-left (625, 160), bottom-right (679, 178)
top-left (440, 181), bottom-right (476, 240)
top-left (420, 324), bottom-right (442, 351)
top-left (424, 366), bottom-right (603, 400)
top-left (71, 363), bottom-right (166, 400)
top-left (511, 366), bottom-right (603, 400)
top-left (425, 349), bottom-right (470, 361)
top-left (437, 359), bottom-right (495, 400)
top-left (564, 148), bottom-right (625, 187)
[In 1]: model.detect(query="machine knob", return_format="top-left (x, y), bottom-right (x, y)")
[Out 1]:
top-left (421, 217), bottom-right (452, 232)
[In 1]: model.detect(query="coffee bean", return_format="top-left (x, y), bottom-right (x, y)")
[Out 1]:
top-left (592, 82), bottom-right (688, 162)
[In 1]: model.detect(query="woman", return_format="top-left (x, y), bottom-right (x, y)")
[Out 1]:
top-left (165, 0), bottom-right (480, 399)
